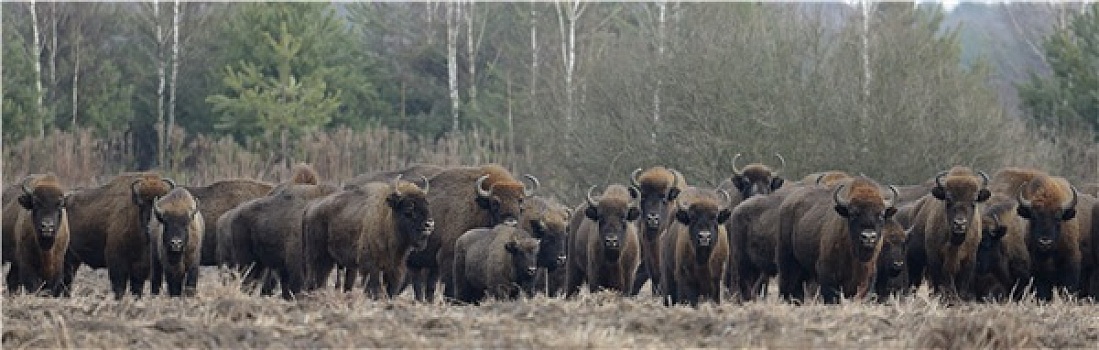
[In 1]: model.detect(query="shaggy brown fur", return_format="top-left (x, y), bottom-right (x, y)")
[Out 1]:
top-left (910, 166), bottom-right (991, 301)
top-left (629, 166), bottom-right (684, 296)
top-left (1090, 200), bottom-right (1099, 299)
top-left (519, 196), bottom-right (571, 297)
top-left (872, 219), bottom-right (909, 300)
top-left (184, 178), bottom-right (274, 266)
top-left (64, 172), bottom-right (175, 299)
top-left (972, 194), bottom-right (1031, 301)
top-left (1070, 192), bottom-right (1095, 299)
top-left (452, 224), bottom-right (540, 304)
top-left (718, 154), bottom-right (786, 207)
top-left (403, 164), bottom-right (533, 301)
top-left (989, 168), bottom-right (1083, 300)
top-left (344, 164), bottom-right (446, 188)
top-left (725, 184), bottom-right (803, 301)
top-left (289, 163), bottom-right (320, 186)
top-left (565, 184), bottom-right (641, 297)
top-left (798, 171), bottom-right (851, 187)
top-left (227, 183), bottom-right (338, 299)
top-left (776, 176), bottom-right (897, 304)
top-left (301, 179), bottom-right (433, 298)
top-left (6, 174), bottom-right (70, 296)
top-left (659, 187), bottom-right (731, 306)
top-left (149, 188), bottom-right (204, 297)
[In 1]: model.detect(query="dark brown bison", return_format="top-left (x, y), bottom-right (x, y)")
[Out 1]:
top-left (184, 178), bottom-right (273, 266)
top-left (5, 174), bottom-right (70, 296)
top-left (519, 195), bottom-right (572, 297)
top-left (301, 175), bottom-right (434, 298)
top-left (990, 168), bottom-right (1083, 300)
top-left (908, 167), bottom-right (991, 301)
top-left (565, 185), bottom-right (641, 297)
top-left (1089, 199), bottom-right (1099, 299)
top-left (659, 187), bottom-right (731, 306)
top-left (717, 153), bottom-right (786, 206)
top-left (403, 164), bottom-right (536, 301)
top-left (344, 164), bottom-right (446, 188)
top-left (149, 188), bottom-right (204, 297)
top-left (871, 218), bottom-right (909, 300)
top-left (64, 172), bottom-right (176, 299)
top-left (628, 166), bottom-right (684, 295)
top-left (452, 224), bottom-right (541, 304)
top-left (226, 182), bottom-right (338, 299)
top-left (972, 194), bottom-right (1031, 301)
top-left (1069, 191), bottom-right (1095, 299)
top-left (777, 176), bottom-right (898, 304)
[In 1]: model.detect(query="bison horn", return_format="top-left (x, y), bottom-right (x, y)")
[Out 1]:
top-left (586, 185), bottom-right (599, 208)
top-left (977, 170), bottom-right (990, 189)
top-left (20, 175), bottom-right (34, 196)
top-left (132, 179), bottom-right (143, 196)
top-left (154, 197), bottom-right (164, 216)
top-left (833, 184), bottom-right (849, 208)
top-left (523, 174), bottom-right (540, 197)
top-left (672, 168), bottom-right (684, 189)
top-left (816, 173), bottom-right (826, 185)
top-left (162, 178), bottom-right (177, 190)
top-left (716, 189), bottom-right (732, 206)
top-left (393, 174), bottom-right (404, 196)
top-left (1015, 184), bottom-right (1033, 210)
top-left (419, 175), bottom-right (430, 195)
top-left (475, 174), bottom-right (492, 198)
top-left (989, 213), bottom-right (1001, 230)
top-left (885, 185), bottom-right (899, 208)
top-left (1064, 185), bottom-right (1078, 211)
top-left (774, 153), bottom-right (786, 174)
top-left (731, 153), bottom-right (743, 175)
top-left (630, 168), bottom-right (643, 188)
top-left (934, 171), bottom-right (948, 189)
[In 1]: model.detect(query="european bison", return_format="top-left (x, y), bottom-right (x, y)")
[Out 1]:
top-left (452, 224), bottom-right (541, 304)
top-left (301, 175), bottom-right (434, 298)
top-left (909, 167), bottom-right (991, 301)
top-left (777, 176), bottom-right (897, 304)
top-left (519, 195), bottom-right (572, 297)
top-left (149, 188), bottom-right (204, 297)
top-left (871, 218), bottom-right (909, 300)
top-left (659, 187), bottom-right (731, 306)
top-left (64, 172), bottom-right (175, 299)
top-left (565, 185), bottom-right (642, 297)
top-left (184, 178), bottom-right (273, 266)
top-left (717, 153), bottom-right (786, 204)
top-left (972, 194), bottom-right (1031, 301)
top-left (5, 174), bottom-right (70, 296)
top-left (344, 164), bottom-right (446, 188)
top-left (628, 166), bottom-right (683, 295)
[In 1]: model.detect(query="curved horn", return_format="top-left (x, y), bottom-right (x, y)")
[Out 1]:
top-left (885, 185), bottom-right (899, 208)
top-left (1064, 185), bottom-right (1079, 211)
top-left (977, 171), bottom-right (990, 189)
top-left (934, 171), bottom-right (948, 189)
top-left (162, 178), bottom-right (177, 190)
top-left (816, 173), bottom-right (826, 185)
top-left (475, 174), bottom-right (492, 198)
top-left (716, 189), bottom-right (732, 206)
top-left (630, 168), bottom-right (643, 188)
top-left (153, 197), bottom-right (164, 216)
top-left (132, 179), bottom-right (143, 196)
top-left (672, 169), bottom-right (684, 189)
top-left (773, 153), bottom-right (786, 174)
top-left (731, 153), bottom-right (743, 175)
top-left (393, 174), bottom-right (404, 196)
top-left (419, 175), bottom-right (430, 195)
top-left (833, 184), bottom-right (849, 207)
top-left (586, 185), bottom-right (599, 208)
top-left (21, 176), bottom-right (34, 196)
top-left (523, 174), bottom-right (540, 197)
top-left (989, 213), bottom-right (1001, 230)
top-left (1015, 185), bottom-right (1032, 210)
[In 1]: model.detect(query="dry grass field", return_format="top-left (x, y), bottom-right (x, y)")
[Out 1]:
top-left (3, 267), bottom-right (1098, 349)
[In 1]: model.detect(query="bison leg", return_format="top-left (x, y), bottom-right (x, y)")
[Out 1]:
top-left (341, 267), bottom-right (357, 293)
top-left (6, 263), bottom-right (20, 294)
top-left (384, 268), bottom-right (406, 299)
top-left (107, 264), bottom-right (130, 300)
top-left (166, 271), bottom-right (184, 297)
top-left (184, 264), bottom-right (199, 297)
top-left (631, 260), bottom-right (651, 296)
top-left (150, 257), bottom-right (164, 295)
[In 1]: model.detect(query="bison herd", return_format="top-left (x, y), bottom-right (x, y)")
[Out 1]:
top-left (4, 158), bottom-right (1098, 307)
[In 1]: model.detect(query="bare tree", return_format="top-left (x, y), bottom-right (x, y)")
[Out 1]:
top-left (167, 0), bottom-right (181, 169)
top-left (555, 0), bottom-right (586, 143)
top-left (29, 0), bottom-right (44, 137)
top-left (447, 1), bottom-right (461, 133)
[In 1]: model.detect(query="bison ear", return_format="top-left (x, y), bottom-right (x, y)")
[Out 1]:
top-left (834, 204), bottom-right (851, 218)
top-left (1060, 208), bottom-right (1076, 221)
top-left (1016, 205), bottom-right (1032, 220)
top-left (733, 175), bottom-right (750, 192)
top-left (584, 205), bottom-right (600, 221)
top-left (476, 196), bottom-right (494, 210)
top-left (770, 177), bottom-right (784, 191)
top-left (17, 194), bottom-right (33, 210)
top-left (505, 240), bottom-right (520, 254)
top-left (675, 208), bottom-right (691, 225)
top-left (931, 186), bottom-right (948, 201)
top-left (628, 186), bottom-right (641, 200)
top-left (626, 207), bottom-right (640, 221)
top-left (976, 189), bottom-right (992, 202)
top-left (386, 193), bottom-right (401, 209)
top-left (666, 187), bottom-right (680, 202)
top-left (717, 208), bottom-right (732, 224)
top-left (884, 207), bottom-right (898, 220)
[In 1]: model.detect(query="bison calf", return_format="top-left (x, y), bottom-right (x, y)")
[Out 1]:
top-left (452, 224), bottom-right (540, 304)
top-left (149, 188), bottom-right (205, 297)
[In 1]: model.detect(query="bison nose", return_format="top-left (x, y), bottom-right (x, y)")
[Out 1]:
top-left (169, 238), bottom-right (185, 252)
top-left (698, 230), bottom-right (713, 247)
top-left (645, 213), bottom-right (660, 228)
top-left (605, 237), bottom-right (619, 248)
top-left (424, 219), bottom-right (436, 232)
top-left (503, 218), bottom-right (519, 227)
top-left (556, 254), bottom-right (567, 267)
top-left (860, 230), bottom-right (878, 245)
top-left (527, 266), bottom-right (539, 276)
top-left (893, 260), bottom-right (905, 269)
top-left (1038, 237), bottom-right (1054, 247)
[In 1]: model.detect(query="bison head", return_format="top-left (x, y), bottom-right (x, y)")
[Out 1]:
top-left (17, 174), bottom-right (67, 247)
top-left (674, 189), bottom-right (732, 264)
top-left (132, 174), bottom-right (176, 238)
top-left (1016, 177), bottom-right (1077, 254)
top-left (475, 173), bottom-right (538, 227)
top-left (585, 185), bottom-right (641, 254)
top-left (833, 180), bottom-right (898, 262)
top-left (153, 188), bottom-right (199, 263)
top-left (522, 197), bottom-right (570, 270)
top-left (388, 175), bottom-right (434, 252)
top-left (931, 169), bottom-right (991, 245)
top-left (630, 167), bottom-right (682, 239)
top-left (878, 220), bottom-right (907, 277)
top-left (730, 153), bottom-right (785, 200)
top-left (506, 236), bottom-right (541, 284)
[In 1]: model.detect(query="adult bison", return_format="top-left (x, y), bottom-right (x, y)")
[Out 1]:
top-left (452, 224), bottom-right (541, 304)
top-left (628, 166), bottom-right (683, 296)
top-left (344, 164), bottom-right (446, 188)
top-left (777, 176), bottom-right (898, 304)
top-left (971, 194), bottom-right (1031, 301)
top-left (659, 187), bottom-right (731, 306)
top-left (5, 174), bottom-right (70, 296)
top-left (403, 164), bottom-right (536, 301)
top-left (908, 167), bottom-right (991, 301)
top-left (149, 188), bottom-right (204, 297)
top-left (184, 178), bottom-right (273, 266)
top-left (64, 172), bottom-right (176, 299)
top-left (301, 175), bottom-right (434, 298)
top-left (519, 195), bottom-right (572, 297)
top-left (565, 185), bottom-right (641, 297)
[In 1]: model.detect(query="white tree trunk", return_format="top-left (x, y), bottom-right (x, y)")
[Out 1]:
top-left (652, 1), bottom-right (666, 144)
top-left (556, 0), bottom-right (585, 142)
top-left (466, 1), bottom-right (476, 104)
top-left (154, 0), bottom-right (167, 166)
top-left (71, 33), bottom-right (80, 128)
top-left (859, 0), bottom-right (872, 155)
top-left (447, 1), bottom-right (460, 133)
top-left (29, 1), bottom-right (44, 137)
top-left (167, 0), bottom-right (181, 168)
top-left (48, 2), bottom-right (57, 95)
top-left (530, 3), bottom-right (538, 109)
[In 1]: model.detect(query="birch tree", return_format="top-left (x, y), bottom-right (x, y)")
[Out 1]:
top-left (447, 1), bottom-right (461, 132)
top-left (29, 0), bottom-right (44, 137)
top-left (167, 0), bottom-right (181, 167)
top-left (555, 0), bottom-right (586, 142)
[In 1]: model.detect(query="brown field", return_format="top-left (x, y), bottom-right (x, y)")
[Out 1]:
top-left (3, 267), bottom-right (1097, 349)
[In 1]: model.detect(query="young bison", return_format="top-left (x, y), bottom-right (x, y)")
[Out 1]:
top-left (659, 187), bottom-right (731, 306)
top-left (519, 195), bottom-right (572, 297)
top-left (629, 166), bottom-right (684, 296)
top-left (149, 188), bottom-right (204, 297)
top-left (565, 185), bottom-right (642, 297)
top-left (6, 174), bottom-right (70, 296)
top-left (972, 194), bottom-right (1031, 301)
top-left (452, 224), bottom-right (540, 304)
top-left (872, 219), bottom-right (909, 300)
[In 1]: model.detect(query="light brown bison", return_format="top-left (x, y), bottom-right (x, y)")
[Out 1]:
top-left (403, 164), bottom-right (536, 301)
top-left (972, 194), bottom-right (1031, 301)
top-left (452, 224), bottom-right (541, 304)
top-left (908, 167), bottom-right (991, 301)
top-left (777, 176), bottom-right (898, 304)
top-left (301, 175), bottom-right (433, 298)
top-left (226, 181), bottom-right (338, 299)
top-left (149, 188), bottom-right (204, 297)
top-left (628, 166), bottom-right (683, 295)
top-left (659, 187), bottom-right (731, 306)
top-left (64, 172), bottom-right (176, 299)
top-left (184, 178), bottom-right (273, 266)
top-left (5, 174), bottom-right (70, 296)
top-left (990, 168), bottom-right (1083, 300)
top-left (519, 195), bottom-right (572, 297)
top-left (344, 164), bottom-right (446, 188)
top-left (798, 170), bottom-right (851, 187)
top-left (871, 218), bottom-right (909, 300)
top-left (565, 185), bottom-right (642, 297)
